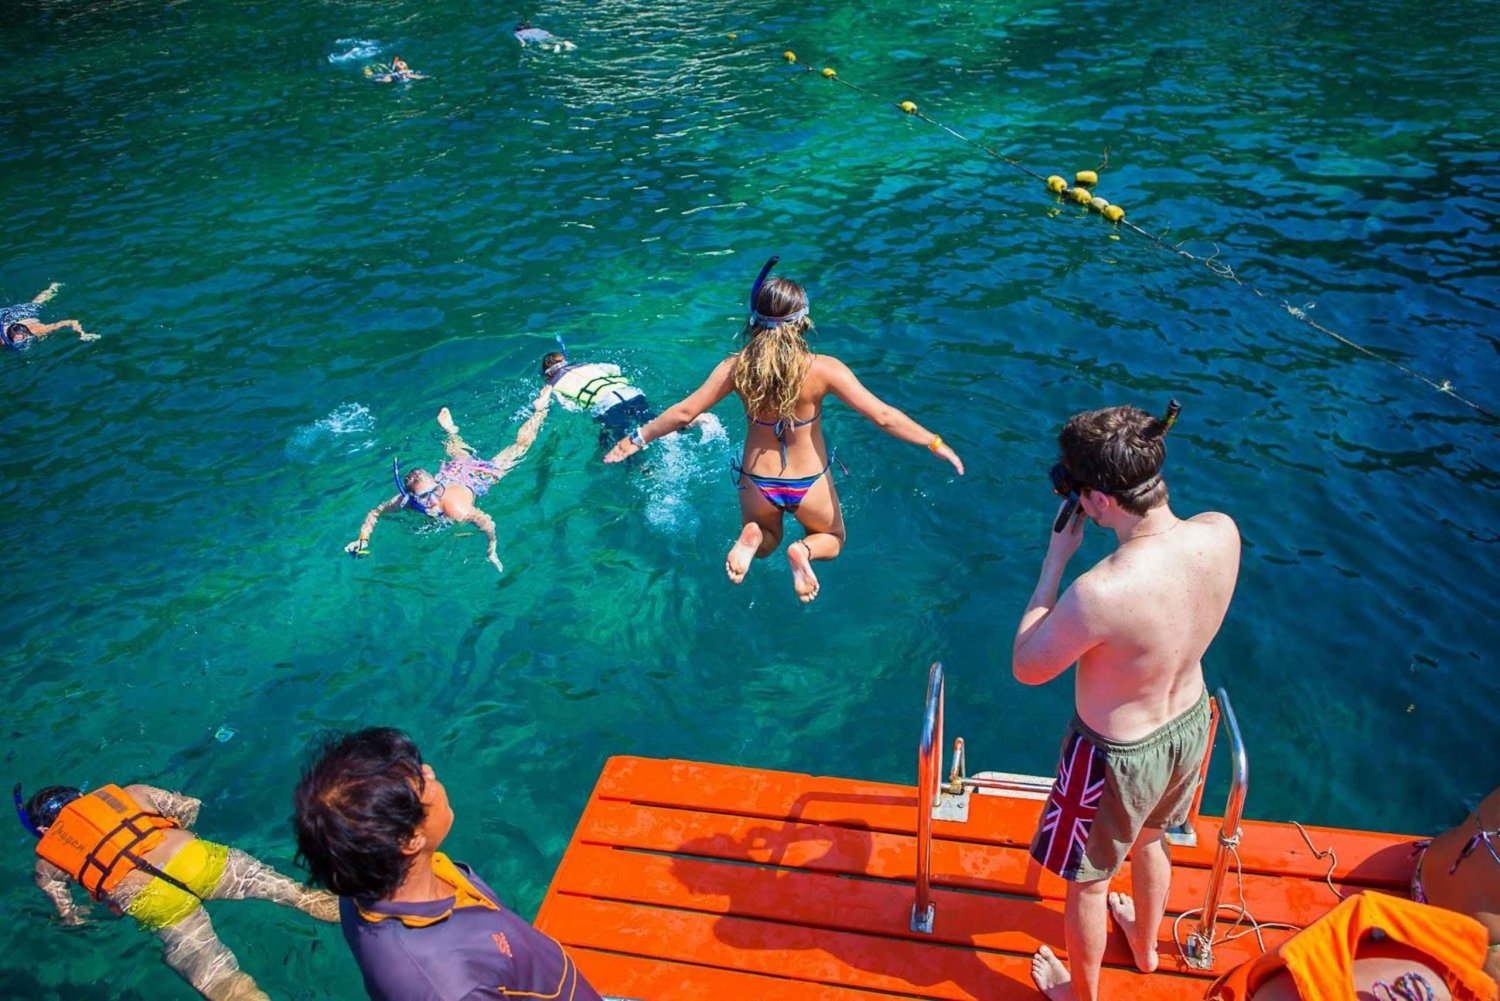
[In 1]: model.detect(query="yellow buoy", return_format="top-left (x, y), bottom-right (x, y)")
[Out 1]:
top-left (1103, 204), bottom-right (1125, 223)
top-left (822, 67), bottom-right (837, 78)
top-left (1070, 187), bottom-right (1092, 205)
top-left (1075, 170), bottom-right (1099, 186)
top-left (1089, 196), bottom-right (1110, 213)
top-left (783, 51), bottom-right (797, 63)
top-left (899, 101), bottom-right (917, 114)
top-left (1046, 175), bottom-right (1067, 194)
top-left (727, 32), bottom-right (738, 40)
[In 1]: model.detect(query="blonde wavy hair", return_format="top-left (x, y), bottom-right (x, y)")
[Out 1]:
top-left (734, 276), bottom-right (813, 425)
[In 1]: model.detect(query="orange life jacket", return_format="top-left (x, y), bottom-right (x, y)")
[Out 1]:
top-left (34, 785), bottom-right (179, 900)
top-left (1208, 891), bottom-right (1497, 1001)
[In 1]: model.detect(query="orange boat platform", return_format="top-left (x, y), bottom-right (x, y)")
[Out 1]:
top-left (536, 671), bottom-right (1417, 1000)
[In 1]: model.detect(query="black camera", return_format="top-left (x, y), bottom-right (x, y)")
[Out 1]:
top-left (1049, 462), bottom-right (1082, 533)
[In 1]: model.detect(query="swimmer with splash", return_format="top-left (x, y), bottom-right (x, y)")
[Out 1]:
top-left (540, 349), bottom-right (721, 452)
top-left (514, 20), bottom-right (576, 52)
top-left (345, 389), bottom-right (551, 573)
top-left (604, 259), bottom-right (963, 603)
top-left (1, 283), bottom-right (98, 350)
top-left (365, 56), bottom-right (429, 83)
top-left (16, 780), bottom-right (336, 1000)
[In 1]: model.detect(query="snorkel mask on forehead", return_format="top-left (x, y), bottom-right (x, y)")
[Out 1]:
top-left (747, 256), bottom-right (809, 330)
top-left (1049, 400), bottom-right (1181, 533)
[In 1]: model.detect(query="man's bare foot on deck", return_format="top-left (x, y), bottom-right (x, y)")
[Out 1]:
top-left (788, 539), bottom-right (819, 603)
top-left (437, 407), bottom-right (458, 434)
top-left (1030, 945), bottom-right (1074, 1000)
top-left (1108, 892), bottom-right (1159, 973)
top-left (726, 523), bottom-right (761, 584)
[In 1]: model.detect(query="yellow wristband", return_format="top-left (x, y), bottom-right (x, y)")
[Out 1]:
top-left (928, 435), bottom-right (944, 454)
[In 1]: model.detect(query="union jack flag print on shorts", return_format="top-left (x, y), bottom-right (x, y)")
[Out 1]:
top-left (1031, 730), bottom-right (1107, 877)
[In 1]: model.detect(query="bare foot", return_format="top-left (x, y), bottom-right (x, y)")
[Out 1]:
top-left (35, 282), bottom-right (61, 304)
top-left (437, 407), bottom-right (458, 434)
top-left (788, 540), bottom-right (820, 603)
top-left (726, 523), bottom-right (761, 584)
top-left (1030, 945), bottom-right (1074, 1000)
top-left (1108, 892), bottom-right (1159, 973)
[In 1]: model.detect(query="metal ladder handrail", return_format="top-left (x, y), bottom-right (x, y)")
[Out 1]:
top-left (911, 661), bottom-right (943, 934)
top-left (1184, 686), bottom-right (1249, 970)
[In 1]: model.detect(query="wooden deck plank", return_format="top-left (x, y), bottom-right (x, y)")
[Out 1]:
top-left (567, 798), bottom-right (1362, 930)
top-left (542, 895), bottom-right (1213, 1001)
top-left (570, 948), bottom-right (933, 1000)
top-left (594, 756), bottom-right (1415, 887)
top-left (550, 843), bottom-right (1293, 978)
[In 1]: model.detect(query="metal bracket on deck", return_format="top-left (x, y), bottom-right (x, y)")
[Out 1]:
top-left (910, 902), bottom-right (935, 934)
top-left (1165, 822), bottom-right (1199, 848)
top-left (1184, 931), bottom-right (1214, 970)
top-left (932, 788), bottom-right (970, 822)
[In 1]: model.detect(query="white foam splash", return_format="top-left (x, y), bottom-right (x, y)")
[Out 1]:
top-left (286, 403), bottom-right (376, 463)
top-left (328, 39), bottom-right (382, 64)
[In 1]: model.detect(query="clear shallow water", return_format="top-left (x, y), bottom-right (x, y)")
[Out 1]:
top-left (2, 0), bottom-right (1497, 996)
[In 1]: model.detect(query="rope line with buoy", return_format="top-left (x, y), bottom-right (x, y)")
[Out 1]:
top-left (778, 51), bottom-right (1499, 424)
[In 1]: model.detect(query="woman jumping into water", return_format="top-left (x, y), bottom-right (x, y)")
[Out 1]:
top-left (604, 259), bottom-right (963, 602)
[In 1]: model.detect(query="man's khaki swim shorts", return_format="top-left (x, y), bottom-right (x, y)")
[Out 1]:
top-left (1030, 688), bottom-right (1211, 881)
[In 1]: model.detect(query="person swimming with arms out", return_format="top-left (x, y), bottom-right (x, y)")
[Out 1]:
top-left (15, 780), bottom-right (337, 1000)
top-left (514, 20), bottom-right (576, 51)
top-left (603, 258), bottom-right (964, 603)
top-left (2, 282), bottom-right (98, 350)
top-left (365, 55), bottom-right (429, 83)
top-left (345, 389), bottom-right (551, 573)
top-left (540, 348), bottom-right (722, 451)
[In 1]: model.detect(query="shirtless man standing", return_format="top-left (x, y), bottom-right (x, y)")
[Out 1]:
top-left (1011, 403), bottom-right (1241, 1001)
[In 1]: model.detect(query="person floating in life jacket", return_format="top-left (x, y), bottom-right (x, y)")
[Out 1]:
top-left (1208, 891), bottom-right (1498, 1001)
top-left (540, 348), bottom-right (723, 452)
top-left (293, 727), bottom-right (605, 1001)
top-left (16, 781), bottom-right (338, 1001)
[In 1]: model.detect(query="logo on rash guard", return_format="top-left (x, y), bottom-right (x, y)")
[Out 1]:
top-left (492, 932), bottom-right (513, 958)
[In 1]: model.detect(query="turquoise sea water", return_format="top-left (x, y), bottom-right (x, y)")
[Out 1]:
top-left (2, 0), bottom-right (1497, 996)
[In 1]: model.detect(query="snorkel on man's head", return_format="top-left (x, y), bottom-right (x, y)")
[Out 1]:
top-left (14, 784), bottom-right (81, 837)
top-left (1049, 400), bottom-right (1180, 532)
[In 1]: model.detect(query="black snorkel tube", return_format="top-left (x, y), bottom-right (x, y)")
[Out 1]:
top-left (13, 783), bottom-right (42, 839)
top-left (1049, 399), bottom-right (1182, 533)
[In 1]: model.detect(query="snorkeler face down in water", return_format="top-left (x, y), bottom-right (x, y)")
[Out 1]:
top-left (1, 283), bottom-right (99, 350)
top-left (601, 258), bottom-right (964, 604)
top-left (14, 780), bottom-right (336, 1000)
top-left (344, 392), bottom-right (552, 574)
top-left (539, 349), bottom-right (723, 451)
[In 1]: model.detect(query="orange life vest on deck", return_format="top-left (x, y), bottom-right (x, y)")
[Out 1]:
top-left (34, 785), bottom-right (179, 900)
top-left (1208, 891), bottom-right (1497, 1001)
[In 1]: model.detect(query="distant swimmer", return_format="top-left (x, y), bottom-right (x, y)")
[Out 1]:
top-left (15, 780), bottom-right (337, 1000)
top-left (364, 55), bottom-right (429, 83)
top-left (603, 258), bottom-right (964, 603)
top-left (514, 20), bottom-right (576, 51)
top-left (1, 282), bottom-right (98, 350)
top-left (294, 727), bottom-right (605, 1001)
top-left (345, 389), bottom-right (552, 573)
top-left (540, 348), bottom-right (722, 451)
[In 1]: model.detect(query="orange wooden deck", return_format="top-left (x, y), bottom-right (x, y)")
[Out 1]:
top-left (536, 756), bottom-right (1417, 1000)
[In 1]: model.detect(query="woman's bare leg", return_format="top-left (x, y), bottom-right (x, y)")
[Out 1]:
top-left (436, 408), bottom-right (476, 459)
top-left (486, 390), bottom-right (551, 474)
top-left (31, 282), bottom-right (61, 305)
top-left (787, 473), bottom-right (846, 603)
top-left (727, 480), bottom-right (783, 583)
top-left (208, 847), bottom-right (339, 922)
top-left (157, 907), bottom-right (268, 1001)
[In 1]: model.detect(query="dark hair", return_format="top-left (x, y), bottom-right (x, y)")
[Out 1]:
top-left (1059, 405), bottom-right (1171, 516)
top-left (293, 728), bottom-right (427, 900)
top-left (6, 323), bottom-right (31, 344)
top-left (540, 351), bottom-right (566, 378)
top-left (26, 786), bottom-right (81, 830)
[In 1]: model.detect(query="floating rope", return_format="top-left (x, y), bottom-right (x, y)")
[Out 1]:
top-left (780, 52), bottom-right (1500, 424)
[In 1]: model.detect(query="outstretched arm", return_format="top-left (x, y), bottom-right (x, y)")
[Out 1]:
top-left (467, 509), bottom-right (503, 573)
top-left (128, 784), bottom-right (202, 828)
top-left (347, 496), bottom-right (403, 556)
top-left (34, 860), bottom-right (85, 926)
top-left (16, 319), bottom-right (98, 342)
top-left (822, 358), bottom-right (964, 475)
top-left (604, 357), bottom-right (737, 463)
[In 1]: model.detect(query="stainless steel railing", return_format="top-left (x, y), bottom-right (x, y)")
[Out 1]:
top-left (1184, 687), bottom-right (1249, 970)
top-left (910, 661), bottom-right (943, 934)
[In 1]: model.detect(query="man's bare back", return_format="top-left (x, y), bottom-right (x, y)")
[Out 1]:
top-left (1069, 511), bottom-right (1240, 740)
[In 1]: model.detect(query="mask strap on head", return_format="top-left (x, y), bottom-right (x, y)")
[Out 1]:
top-left (746, 255), bottom-right (809, 330)
top-left (13, 784), bottom-right (41, 839)
top-left (392, 457), bottom-right (418, 510)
